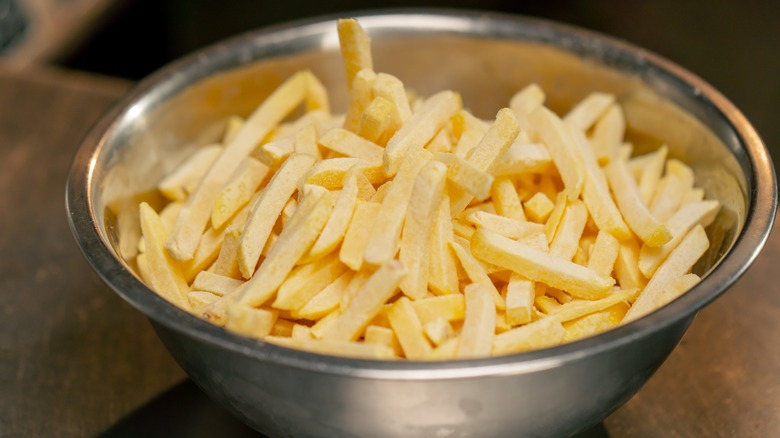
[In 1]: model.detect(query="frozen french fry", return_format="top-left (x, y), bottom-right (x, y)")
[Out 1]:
top-left (318, 128), bottom-right (384, 164)
top-left (492, 317), bottom-right (565, 356)
top-left (527, 106), bottom-right (585, 201)
top-left (211, 157), bottom-right (270, 229)
top-left (308, 167), bottom-right (361, 260)
top-left (450, 240), bottom-right (505, 310)
top-left (563, 92), bottom-right (615, 132)
top-left (428, 196), bottom-right (460, 296)
top-left (457, 283), bottom-right (496, 358)
top-left (338, 18), bottom-right (373, 91)
top-left (159, 145), bottom-right (223, 201)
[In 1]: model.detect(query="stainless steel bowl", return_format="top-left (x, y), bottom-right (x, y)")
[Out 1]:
top-left (66, 10), bottom-right (776, 438)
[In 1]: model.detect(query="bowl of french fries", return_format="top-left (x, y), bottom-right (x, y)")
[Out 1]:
top-left (66, 11), bottom-right (776, 437)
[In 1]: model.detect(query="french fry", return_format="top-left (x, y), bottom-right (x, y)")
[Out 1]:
top-left (636, 146), bottom-right (668, 205)
top-left (339, 269), bottom-right (373, 312)
top-left (428, 196), bottom-right (460, 295)
top-left (605, 155), bottom-right (672, 247)
top-left (563, 302), bottom-right (628, 342)
top-left (318, 128), bottom-right (384, 164)
top-left (310, 309), bottom-right (341, 339)
top-left (308, 167), bottom-right (361, 260)
top-left (527, 106), bottom-right (585, 201)
top-left (294, 270), bottom-right (353, 320)
top-left (138, 202), bottom-right (191, 310)
top-left (256, 137), bottom-right (294, 169)
top-left (638, 200), bottom-right (719, 277)
top-left (337, 18), bottom-right (373, 91)
top-left (466, 211), bottom-right (543, 240)
top-left (280, 197), bottom-right (298, 228)
top-left (587, 231), bottom-right (620, 278)
top-left (302, 157), bottom-right (385, 189)
top-left (192, 271), bottom-right (244, 296)
top-left (549, 200), bottom-right (588, 261)
top-left (471, 228), bottom-right (614, 299)
top-left (509, 83), bottom-right (545, 132)
top-left (550, 288), bottom-right (639, 323)
top-left (388, 296), bottom-right (432, 359)
top-left (505, 274), bottom-right (535, 326)
top-left (614, 236), bottom-right (647, 290)
top-left (423, 318), bottom-right (454, 346)
top-left (364, 147), bottom-right (433, 266)
top-left (435, 152), bottom-right (494, 200)
top-left (590, 104), bottom-right (625, 164)
top-left (491, 177), bottom-right (526, 221)
top-left (383, 90), bottom-right (460, 176)
top-left (364, 325), bottom-right (403, 356)
top-left (340, 200), bottom-right (381, 271)
top-left (492, 317), bottom-right (565, 356)
top-left (273, 253), bottom-right (347, 311)
top-left (450, 240), bottom-right (505, 309)
top-left (544, 192), bottom-right (568, 242)
top-left (304, 71), bottom-right (330, 114)
top-left (323, 260), bottom-right (406, 342)
top-left (294, 124), bottom-right (322, 160)
top-left (343, 68), bottom-right (377, 132)
top-left (563, 92), bottom-right (615, 132)
top-left (399, 161), bottom-right (447, 299)
top-left (649, 159), bottom-right (695, 222)
top-left (457, 283), bottom-right (496, 358)
top-left (524, 192), bottom-right (555, 223)
top-left (358, 96), bottom-right (395, 144)
top-left (167, 71), bottom-right (308, 261)
top-left (291, 324), bottom-right (314, 340)
top-left (656, 273), bottom-right (701, 308)
top-left (188, 291), bottom-right (220, 309)
top-left (425, 127), bottom-right (454, 154)
top-left (623, 225), bottom-right (709, 323)
top-left (411, 294), bottom-right (466, 325)
top-left (494, 142), bottom-right (551, 177)
top-left (372, 72), bottom-right (412, 125)
top-left (225, 304), bottom-right (279, 339)
top-left (238, 153), bottom-right (317, 278)
top-left (158, 145), bottom-right (223, 201)
top-left (211, 232), bottom-right (241, 279)
top-left (222, 116), bottom-right (244, 144)
top-left (211, 157), bottom-right (270, 229)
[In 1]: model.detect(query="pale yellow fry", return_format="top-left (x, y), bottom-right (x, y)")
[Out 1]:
top-left (256, 137), bottom-right (294, 169)
top-left (192, 271), bottom-right (244, 297)
top-left (547, 288), bottom-right (573, 304)
top-left (353, 169), bottom-right (377, 200)
top-left (452, 220), bottom-right (476, 240)
top-left (491, 178), bottom-right (526, 221)
top-left (280, 197), bottom-right (298, 228)
top-left (636, 146), bottom-right (668, 205)
top-left (364, 325), bottom-right (403, 356)
top-left (524, 192), bottom-right (555, 223)
top-left (309, 168), bottom-right (361, 260)
top-left (638, 200), bottom-right (720, 277)
top-left (494, 142), bottom-right (551, 177)
top-left (159, 145), bottom-right (222, 201)
top-left (372, 72), bottom-right (412, 125)
top-left (563, 92), bottom-right (615, 132)
top-left (428, 196), bottom-right (460, 296)
top-left (435, 152), bottom-right (494, 200)
top-left (656, 273), bottom-right (701, 308)
top-left (384, 90), bottom-right (461, 176)
top-left (389, 296), bottom-right (432, 359)
top-left (222, 116), bottom-right (244, 144)
top-left (471, 228), bottom-right (614, 299)
top-left (563, 302), bottom-right (628, 342)
top-left (506, 274), bottom-right (534, 326)
top-left (310, 309), bottom-right (341, 339)
top-left (294, 124), bottom-right (322, 160)
top-left (425, 337), bottom-right (460, 361)
top-left (682, 188), bottom-right (705, 204)
top-left (139, 202), bottom-right (190, 310)
top-left (590, 104), bottom-right (625, 164)
top-left (466, 211), bottom-right (543, 240)
top-left (238, 154), bottom-right (316, 278)
top-left (211, 232), bottom-right (241, 279)
top-left (457, 283), bottom-right (496, 359)
top-left (425, 127), bottom-right (454, 153)
top-left (340, 200), bottom-right (381, 271)
top-left (649, 159), bottom-right (695, 222)
top-left (587, 231), bottom-right (620, 278)
top-left (337, 18), bottom-right (373, 91)
top-left (167, 72), bottom-right (307, 261)
top-left (492, 317), bottom-right (565, 356)
top-left (423, 318), bottom-right (454, 346)
top-left (509, 83), bottom-right (545, 122)
top-left (527, 106), bottom-right (585, 201)
top-left (267, 336), bottom-right (396, 360)
top-left (623, 225), bottom-right (710, 323)
top-left (517, 230), bottom-right (549, 253)
top-left (451, 109), bottom-right (488, 138)
top-left (181, 224), bottom-right (226, 282)
top-left (570, 127), bottom-right (632, 240)
top-left (551, 288), bottom-right (639, 323)
top-left (188, 291), bottom-right (220, 309)
top-left (323, 260), bottom-right (406, 342)
top-left (343, 68), bottom-right (377, 132)
top-left (273, 253), bottom-right (347, 311)
top-left (232, 186), bottom-right (333, 307)
top-left (304, 71), bottom-right (330, 114)
top-left (453, 129), bottom-right (484, 159)
top-left (535, 295), bottom-right (561, 314)
top-left (212, 157), bottom-right (270, 229)
top-left (605, 156), bottom-right (672, 248)
top-left (295, 270), bottom-right (354, 320)
top-left (449, 241), bottom-right (505, 310)
top-left (364, 147), bottom-right (433, 266)
top-left (318, 128), bottom-right (384, 164)
top-left (549, 200), bottom-right (588, 261)
top-left (225, 304), bottom-right (278, 339)
top-left (614, 236), bottom-right (647, 290)
top-left (544, 192), bottom-right (568, 242)
top-left (302, 157), bottom-right (385, 190)
top-left (358, 96), bottom-right (395, 145)
top-left (399, 161), bottom-right (447, 299)
top-left (291, 324), bottom-right (314, 340)
top-left (339, 269), bottom-right (373, 312)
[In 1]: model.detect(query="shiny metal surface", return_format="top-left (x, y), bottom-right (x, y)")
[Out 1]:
top-left (66, 11), bottom-right (776, 438)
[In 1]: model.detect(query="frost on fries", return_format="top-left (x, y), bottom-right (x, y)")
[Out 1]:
top-left (126, 18), bottom-right (721, 360)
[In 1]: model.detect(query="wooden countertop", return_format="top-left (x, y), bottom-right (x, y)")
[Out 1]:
top-left (2, 66), bottom-right (778, 437)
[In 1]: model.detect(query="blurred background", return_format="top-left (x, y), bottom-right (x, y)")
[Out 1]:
top-left (1, 0), bottom-right (778, 151)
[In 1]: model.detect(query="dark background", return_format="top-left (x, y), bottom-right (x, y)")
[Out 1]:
top-left (59, 0), bottom-right (780, 159)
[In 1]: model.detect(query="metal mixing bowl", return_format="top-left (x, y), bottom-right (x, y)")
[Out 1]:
top-left (66, 10), bottom-right (776, 438)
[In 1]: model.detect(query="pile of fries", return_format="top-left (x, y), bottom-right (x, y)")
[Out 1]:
top-left (127, 19), bottom-right (720, 360)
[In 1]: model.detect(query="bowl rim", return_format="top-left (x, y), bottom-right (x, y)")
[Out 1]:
top-left (66, 9), bottom-right (776, 379)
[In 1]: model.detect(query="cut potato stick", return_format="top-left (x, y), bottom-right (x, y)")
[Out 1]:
top-left (273, 253), bottom-right (347, 311)
top-left (587, 231), bottom-right (620, 278)
top-left (614, 236), bottom-right (647, 290)
top-left (505, 274), bottom-right (535, 326)
top-left (524, 192), bottom-right (555, 224)
top-left (494, 142), bottom-right (551, 177)
top-left (364, 324), bottom-right (401, 354)
top-left (457, 283), bottom-right (496, 358)
top-left (340, 200), bottom-right (381, 271)
top-left (527, 106), bottom-right (585, 201)
top-left (563, 302), bottom-right (628, 342)
top-left (238, 153), bottom-right (317, 278)
top-left (549, 200), bottom-right (588, 261)
top-left (550, 288), bottom-right (639, 323)
top-left (343, 68), bottom-right (377, 132)
top-left (389, 297), bottom-right (432, 359)
top-left (372, 72), bottom-right (412, 125)
top-left (636, 146), bottom-right (668, 206)
top-left (257, 137), bottom-right (294, 169)
top-left (167, 71), bottom-right (308, 261)
top-left (294, 270), bottom-right (354, 320)
top-left (399, 161), bottom-right (447, 299)
top-left (339, 269), bottom-right (373, 312)
top-left (623, 225), bottom-right (709, 323)
top-left (302, 157), bottom-right (385, 189)
top-left (590, 104), bottom-right (625, 163)
top-left (656, 273), bottom-right (701, 308)
top-left (318, 128), bottom-right (384, 164)
top-left (638, 200), bottom-right (719, 277)
top-left (139, 203), bottom-right (191, 310)
top-left (563, 92), bottom-right (615, 132)
top-left (308, 167), bottom-right (361, 260)
top-left (211, 157), bottom-right (270, 229)
top-left (230, 186), bottom-right (333, 308)
top-left (337, 18), bottom-right (373, 91)
top-left (423, 318), bottom-right (454, 346)
top-left (192, 271), bottom-right (244, 297)
top-left (649, 159), bottom-right (695, 222)
top-left (294, 124), bottom-right (322, 160)
top-left (605, 155), bottom-right (672, 247)
top-left (509, 83), bottom-right (545, 126)
top-left (358, 96), bottom-right (395, 144)
top-left (491, 177), bottom-right (526, 221)
top-left (428, 196), bottom-right (460, 296)
top-left (159, 145), bottom-right (222, 201)
top-left (471, 228), bottom-right (614, 299)
top-left (222, 116), bottom-right (244, 144)
top-left (211, 232), bottom-right (241, 279)
top-left (364, 147), bottom-right (433, 266)
top-left (411, 294), bottom-right (466, 325)
top-left (225, 305), bottom-right (278, 339)
top-left (383, 90), bottom-right (460, 176)
top-left (492, 317), bottom-right (565, 356)
top-left (304, 71), bottom-right (330, 114)
top-left (466, 211), bottom-right (543, 240)
top-left (450, 240), bottom-right (505, 310)
top-left (435, 152), bottom-right (494, 200)
top-left (323, 260), bottom-right (406, 342)
top-left (188, 291), bottom-right (220, 309)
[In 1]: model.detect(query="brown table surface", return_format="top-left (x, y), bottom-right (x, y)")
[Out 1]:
top-left (2, 66), bottom-right (778, 437)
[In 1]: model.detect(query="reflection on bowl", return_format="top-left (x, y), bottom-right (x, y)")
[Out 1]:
top-left (67, 11), bottom-right (775, 437)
